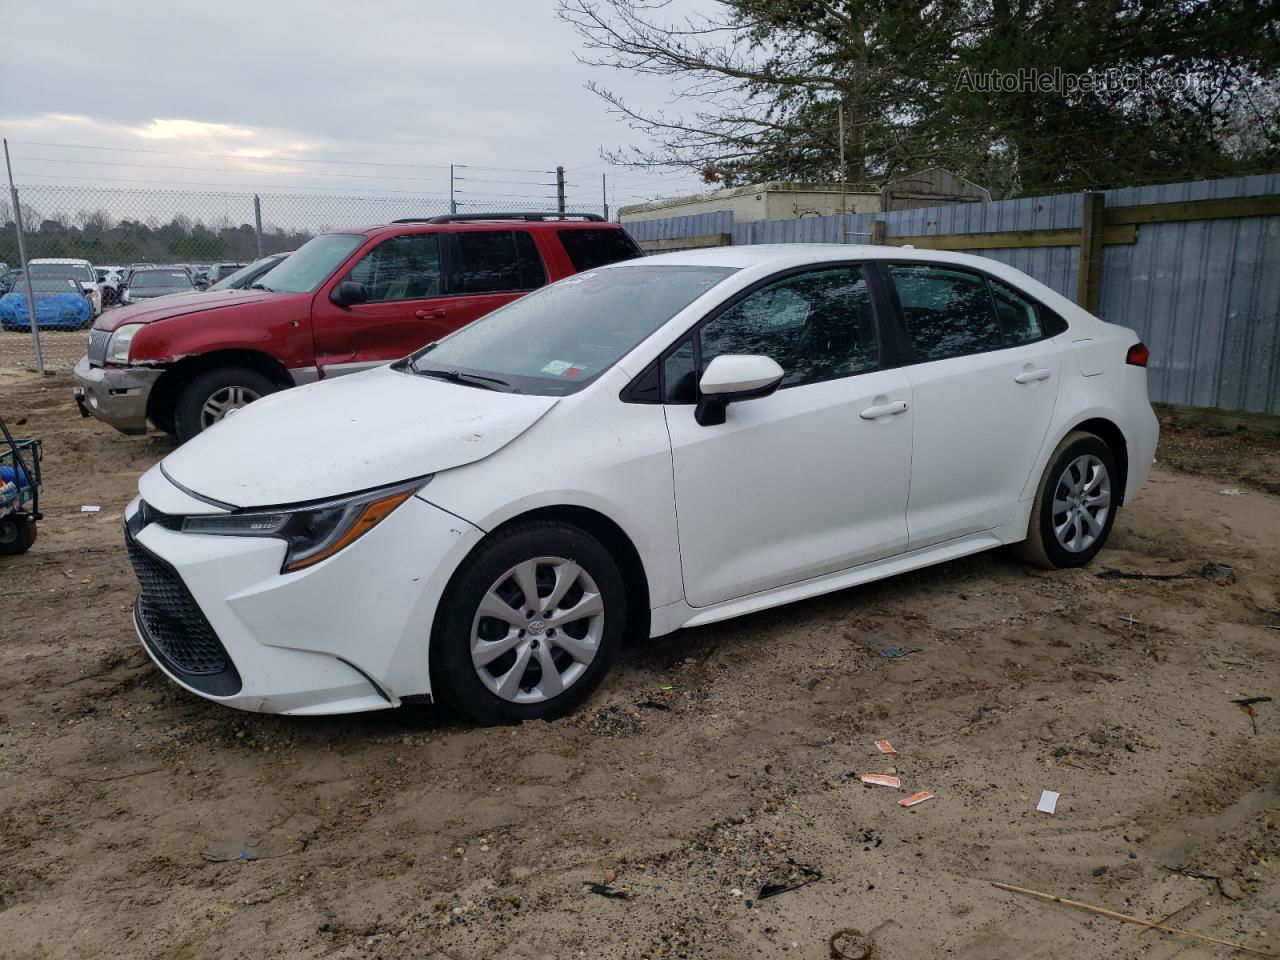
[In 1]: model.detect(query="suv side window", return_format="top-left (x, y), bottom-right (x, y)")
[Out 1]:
top-left (450, 230), bottom-right (546, 295)
top-left (347, 234), bottom-right (442, 302)
top-left (557, 228), bottom-right (642, 271)
top-left (887, 264), bottom-right (1003, 362)
top-left (988, 277), bottom-right (1044, 345)
top-left (663, 265), bottom-right (879, 403)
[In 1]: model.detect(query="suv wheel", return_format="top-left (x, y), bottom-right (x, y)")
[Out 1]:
top-left (1012, 430), bottom-right (1119, 569)
top-left (174, 367), bottom-right (276, 442)
top-left (430, 520), bottom-right (626, 725)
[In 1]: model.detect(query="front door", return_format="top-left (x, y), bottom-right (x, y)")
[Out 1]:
top-left (883, 263), bottom-right (1062, 547)
top-left (663, 264), bottom-right (914, 608)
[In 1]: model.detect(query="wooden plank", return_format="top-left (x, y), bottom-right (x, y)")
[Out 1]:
top-left (1077, 191), bottom-right (1105, 312)
top-left (1105, 194), bottom-right (1280, 225)
top-left (637, 233), bottom-right (731, 252)
top-left (870, 220), bottom-right (886, 245)
top-left (884, 224), bottom-right (1134, 251)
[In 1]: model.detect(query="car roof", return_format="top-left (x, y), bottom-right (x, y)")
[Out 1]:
top-left (634, 243), bottom-right (1034, 274)
top-left (30, 257), bottom-right (92, 265)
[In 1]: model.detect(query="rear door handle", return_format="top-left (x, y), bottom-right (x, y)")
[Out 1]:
top-left (860, 400), bottom-right (909, 420)
top-left (1014, 367), bottom-right (1051, 384)
top-left (415, 307), bottom-right (447, 319)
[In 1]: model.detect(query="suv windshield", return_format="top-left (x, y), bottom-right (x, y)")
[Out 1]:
top-left (406, 264), bottom-right (736, 395)
top-left (253, 233), bottom-right (363, 292)
top-left (130, 270), bottom-right (192, 289)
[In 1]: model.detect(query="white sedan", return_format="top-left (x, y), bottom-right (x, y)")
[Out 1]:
top-left (124, 245), bottom-right (1158, 722)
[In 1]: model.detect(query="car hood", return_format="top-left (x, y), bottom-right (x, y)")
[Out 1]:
top-left (159, 365), bottom-right (559, 508)
top-left (96, 289), bottom-right (279, 331)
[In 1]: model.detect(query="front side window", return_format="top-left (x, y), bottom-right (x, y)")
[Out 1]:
top-left (888, 264), bottom-right (1004, 362)
top-left (346, 234), bottom-right (441, 302)
top-left (407, 264), bottom-right (735, 395)
top-left (450, 230), bottom-right (546, 294)
top-left (664, 265), bottom-right (879, 402)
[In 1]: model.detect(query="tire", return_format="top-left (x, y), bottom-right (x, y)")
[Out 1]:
top-left (1011, 430), bottom-right (1119, 569)
top-left (0, 516), bottom-right (37, 555)
top-left (430, 520), bottom-right (627, 725)
top-left (173, 366), bottom-right (276, 443)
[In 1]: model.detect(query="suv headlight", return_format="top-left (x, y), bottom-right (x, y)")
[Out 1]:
top-left (106, 323), bottom-right (144, 363)
top-left (180, 478), bottom-right (427, 572)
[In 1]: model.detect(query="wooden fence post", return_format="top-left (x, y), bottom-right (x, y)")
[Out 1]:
top-left (870, 220), bottom-right (886, 245)
top-left (1076, 191), bottom-right (1105, 313)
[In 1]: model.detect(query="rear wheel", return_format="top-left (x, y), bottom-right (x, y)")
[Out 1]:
top-left (1011, 430), bottom-right (1118, 569)
top-left (0, 516), bottom-right (37, 555)
top-left (430, 520), bottom-right (626, 725)
top-left (173, 366), bottom-right (275, 442)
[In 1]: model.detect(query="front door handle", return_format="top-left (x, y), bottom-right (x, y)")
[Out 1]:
top-left (860, 400), bottom-right (909, 420)
top-left (416, 307), bottom-right (447, 319)
top-left (1014, 367), bottom-right (1051, 384)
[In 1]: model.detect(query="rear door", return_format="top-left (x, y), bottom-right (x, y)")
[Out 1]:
top-left (438, 228), bottom-right (548, 327)
top-left (311, 232), bottom-right (447, 377)
top-left (883, 263), bottom-right (1062, 547)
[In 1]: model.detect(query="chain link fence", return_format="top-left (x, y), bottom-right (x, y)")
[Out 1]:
top-left (0, 183), bottom-right (606, 271)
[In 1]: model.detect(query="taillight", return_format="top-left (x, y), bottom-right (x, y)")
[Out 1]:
top-left (1126, 342), bottom-right (1149, 367)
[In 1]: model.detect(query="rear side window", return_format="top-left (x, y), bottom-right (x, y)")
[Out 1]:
top-left (989, 278), bottom-right (1044, 345)
top-left (450, 230), bottom-right (546, 294)
top-left (888, 265), bottom-right (1003, 362)
top-left (557, 228), bottom-right (642, 272)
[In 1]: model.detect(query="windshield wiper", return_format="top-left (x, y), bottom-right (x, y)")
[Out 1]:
top-left (415, 368), bottom-right (510, 391)
top-left (248, 282), bottom-right (274, 291)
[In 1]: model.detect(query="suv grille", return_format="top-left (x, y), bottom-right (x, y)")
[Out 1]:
top-left (87, 328), bottom-right (110, 365)
top-left (125, 518), bottom-right (241, 695)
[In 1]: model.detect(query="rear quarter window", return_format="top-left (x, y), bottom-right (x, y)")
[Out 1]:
top-left (557, 228), bottom-right (642, 272)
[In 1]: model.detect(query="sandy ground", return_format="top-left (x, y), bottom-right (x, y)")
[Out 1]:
top-left (1, 339), bottom-right (1278, 960)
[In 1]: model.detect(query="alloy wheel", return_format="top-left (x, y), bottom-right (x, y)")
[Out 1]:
top-left (1051, 454), bottom-right (1111, 553)
top-left (199, 385), bottom-right (261, 428)
top-left (470, 556), bottom-right (604, 704)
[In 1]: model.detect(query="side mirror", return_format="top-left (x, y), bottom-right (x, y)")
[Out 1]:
top-left (331, 280), bottom-right (367, 307)
top-left (695, 354), bottom-right (784, 426)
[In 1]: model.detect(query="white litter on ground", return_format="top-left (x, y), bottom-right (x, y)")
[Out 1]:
top-left (1037, 790), bottom-right (1060, 814)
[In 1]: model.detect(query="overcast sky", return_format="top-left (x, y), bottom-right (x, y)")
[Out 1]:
top-left (0, 0), bottom-right (708, 213)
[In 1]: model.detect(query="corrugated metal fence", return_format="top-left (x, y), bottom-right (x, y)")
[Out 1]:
top-left (622, 174), bottom-right (1280, 414)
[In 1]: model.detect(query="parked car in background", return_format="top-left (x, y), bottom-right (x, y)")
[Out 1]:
top-left (0, 265), bottom-right (93, 330)
top-left (30, 258), bottom-right (101, 316)
top-left (207, 252), bottom-right (292, 291)
top-left (119, 267), bottom-right (197, 304)
top-left (119, 244), bottom-right (1157, 720)
top-left (0, 269), bottom-right (21, 296)
top-left (206, 262), bottom-right (248, 285)
top-left (74, 213), bottom-right (642, 441)
top-left (96, 266), bottom-right (126, 306)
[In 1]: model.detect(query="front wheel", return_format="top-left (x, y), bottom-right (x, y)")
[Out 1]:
top-left (173, 366), bottom-right (276, 442)
top-left (430, 520), bottom-right (626, 725)
top-left (1011, 430), bottom-right (1119, 569)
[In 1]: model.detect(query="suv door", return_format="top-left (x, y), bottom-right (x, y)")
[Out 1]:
top-left (883, 263), bottom-right (1062, 547)
top-left (439, 229), bottom-right (548, 328)
top-left (663, 264), bottom-right (913, 607)
top-left (311, 232), bottom-right (447, 376)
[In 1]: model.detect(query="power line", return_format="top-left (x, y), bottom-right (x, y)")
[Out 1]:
top-left (6, 139), bottom-right (453, 172)
top-left (12, 154), bottom-right (454, 186)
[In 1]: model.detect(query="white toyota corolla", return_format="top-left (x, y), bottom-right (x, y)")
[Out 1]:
top-left (124, 244), bottom-right (1158, 723)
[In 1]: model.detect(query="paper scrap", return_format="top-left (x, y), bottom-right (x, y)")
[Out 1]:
top-left (875, 739), bottom-right (898, 756)
top-left (899, 790), bottom-right (934, 807)
top-left (860, 774), bottom-right (901, 789)
top-left (80, 505), bottom-right (101, 513)
top-left (1037, 790), bottom-right (1060, 814)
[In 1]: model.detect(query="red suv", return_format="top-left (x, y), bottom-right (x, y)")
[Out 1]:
top-left (73, 214), bottom-right (641, 441)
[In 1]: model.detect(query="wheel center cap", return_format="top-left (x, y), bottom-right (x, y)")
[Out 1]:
top-left (527, 618), bottom-right (546, 636)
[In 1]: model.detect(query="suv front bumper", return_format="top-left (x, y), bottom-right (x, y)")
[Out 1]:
top-left (73, 355), bottom-right (162, 435)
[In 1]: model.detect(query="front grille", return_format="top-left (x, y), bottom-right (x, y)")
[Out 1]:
top-left (125, 520), bottom-right (241, 695)
top-left (87, 328), bottom-right (110, 365)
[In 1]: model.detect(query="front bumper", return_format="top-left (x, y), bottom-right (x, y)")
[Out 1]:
top-left (123, 488), bottom-right (485, 715)
top-left (73, 355), bottom-right (162, 435)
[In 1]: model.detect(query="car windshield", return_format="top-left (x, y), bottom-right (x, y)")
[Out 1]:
top-left (26, 267), bottom-right (81, 293)
top-left (253, 234), bottom-right (363, 292)
top-left (210, 255), bottom-right (279, 291)
top-left (406, 264), bottom-right (737, 395)
top-left (131, 270), bottom-right (192, 289)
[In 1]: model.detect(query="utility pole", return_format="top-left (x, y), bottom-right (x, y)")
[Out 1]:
top-left (601, 173), bottom-right (609, 220)
top-left (449, 164), bottom-right (457, 214)
top-left (556, 166), bottom-right (566, 214)
top-left (3, 139), bottom-right (43, 375)
top-left (252, 194), bottom-right (264, 258)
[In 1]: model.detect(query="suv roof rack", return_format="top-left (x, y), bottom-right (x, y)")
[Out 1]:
top-left (391, 212), bottom-right (606, 224)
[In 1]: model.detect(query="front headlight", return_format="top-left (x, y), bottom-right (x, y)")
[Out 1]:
top-left (180, 477), bottom-right (427, 572)
top-left (106, 323), bottom-right (144, 363)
